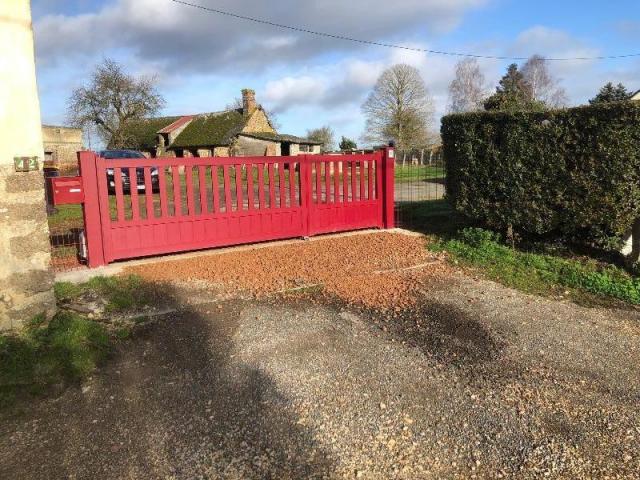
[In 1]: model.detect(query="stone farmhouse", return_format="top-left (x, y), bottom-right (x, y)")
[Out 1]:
top-left (121, 89), bottom-right (322, 158)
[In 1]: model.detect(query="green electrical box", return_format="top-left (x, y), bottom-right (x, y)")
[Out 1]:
top-left (13, 156), bottom-right (40, 172)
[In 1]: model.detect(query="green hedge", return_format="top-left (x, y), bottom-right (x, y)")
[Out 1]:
top-left (441, 102), bottom-right (640, 249)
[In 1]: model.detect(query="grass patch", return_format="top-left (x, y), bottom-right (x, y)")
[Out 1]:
top-left (55, 275), bottom-right (158, 312)
top-left (47, 204), bottom-right (84, 230)
top-left (398, 201), bottom-right (640, 306)
top-left (433, 228), bottom-right (640, 305)
top-left (0, 312), bottom-right (110, 410)
top-left (395, 165), bottom-right (446, 183)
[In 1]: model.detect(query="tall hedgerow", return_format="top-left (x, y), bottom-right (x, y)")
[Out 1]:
top-left (441, 101), bottom-right (640, 250)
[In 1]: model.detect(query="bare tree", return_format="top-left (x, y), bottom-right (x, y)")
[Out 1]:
top-left (521, 55), bottom-right (568, 108)
top-left (361, 64), bottom-right (434, 150)
top-left (67, 59), bottom-right (165, 148)
top-left (306, 125), bottom-right (335, 152)
top-left (447, 58), bottom-right (488, 113)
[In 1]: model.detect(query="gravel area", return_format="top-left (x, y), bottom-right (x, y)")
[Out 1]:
top-left (125, 232), bottom-right (451, 311)
top-left (2, 233), bottom-right (640, 479)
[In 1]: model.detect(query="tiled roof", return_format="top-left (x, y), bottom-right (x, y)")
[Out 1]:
top-left (158, 115), bottom-right (194, 134)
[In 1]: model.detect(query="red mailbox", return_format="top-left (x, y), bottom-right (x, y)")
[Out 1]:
top-left (50, 176), bottom-right (84, 205)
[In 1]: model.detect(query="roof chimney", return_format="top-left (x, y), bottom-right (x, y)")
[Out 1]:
top-left (241, 88), bottom-right (257, 116)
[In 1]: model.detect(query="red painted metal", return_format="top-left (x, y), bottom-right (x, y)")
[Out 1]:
top-left (50, 176), bottom-right (84, 205)
top-left (78, 151), bottom-right (105, 267)
top-left (76, 149), bottom-right (394, 267)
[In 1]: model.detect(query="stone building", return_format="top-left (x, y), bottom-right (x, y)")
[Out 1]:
top-left (121, 89), bottom-right (322, 157)
top-left (42, 125), bottom-right (83, 168)
top-left (0, 0), bottom-right (56, 330)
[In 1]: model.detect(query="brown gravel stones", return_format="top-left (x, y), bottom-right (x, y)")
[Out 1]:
top-left (126, 232), bottom-right (450, 310)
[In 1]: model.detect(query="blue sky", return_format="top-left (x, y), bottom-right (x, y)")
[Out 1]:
top-left (32, 0), bottom-right (639, 147)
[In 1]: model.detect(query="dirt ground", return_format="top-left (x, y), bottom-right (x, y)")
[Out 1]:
top-left (2, 232), bottom-right (640, 479)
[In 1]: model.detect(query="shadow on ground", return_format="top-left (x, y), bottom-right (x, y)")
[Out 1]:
top-left (0, 283), bottom-right (334, 479)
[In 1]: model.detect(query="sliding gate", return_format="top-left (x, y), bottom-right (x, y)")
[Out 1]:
top-left (74, 149), bottom-right (395, 267)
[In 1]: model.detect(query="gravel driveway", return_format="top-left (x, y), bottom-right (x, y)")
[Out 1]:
top-left (1, 233), bottom-right (639, 479)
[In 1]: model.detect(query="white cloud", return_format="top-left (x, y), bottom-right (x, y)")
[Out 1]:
top-left (510, 26), bottom-right (600, 75)
top-left (34, 0), bottom-right (488, 71)
top-left (265, 76), bottom-right (327, 107)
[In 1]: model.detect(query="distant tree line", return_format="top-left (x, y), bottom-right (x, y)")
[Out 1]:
top-left (67, 58), bottom-right (636, 152)
top-left (447, 55), bottom-right (636, 115)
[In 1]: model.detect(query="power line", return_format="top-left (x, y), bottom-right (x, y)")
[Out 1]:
top-left (170, 0), bottom-right (640, 62)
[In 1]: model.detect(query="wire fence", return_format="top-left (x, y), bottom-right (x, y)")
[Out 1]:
top-left (394, 147), bottom-right (446, 228)
top-left (49, 225), bottom-right (86, 272)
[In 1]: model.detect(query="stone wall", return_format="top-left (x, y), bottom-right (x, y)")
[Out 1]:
top-left (242, 109), bottom-right (276, 134)
top-left (236, 136), bottom-right (280, 157)
top-left (213, 147), bottom-right (230, 157)
top-left (42, 125), bottom-right (83, 165)
top-left (0, 166), bottom-right (56, 330)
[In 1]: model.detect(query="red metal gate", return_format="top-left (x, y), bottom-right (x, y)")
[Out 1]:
top-left (75, 148), bottom-right (394, 267)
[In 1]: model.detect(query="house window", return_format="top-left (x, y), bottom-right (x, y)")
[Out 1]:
top-left (300, 144), bottom-right (310, 153)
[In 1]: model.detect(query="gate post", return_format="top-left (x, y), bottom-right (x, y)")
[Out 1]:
top-left (381, 145), bottom-right (395, 229)
top-left (78, 151), bottom-right (106, 267)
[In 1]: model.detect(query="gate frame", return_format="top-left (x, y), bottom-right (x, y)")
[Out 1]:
top-left (78, 146), bottom-right (395, 268)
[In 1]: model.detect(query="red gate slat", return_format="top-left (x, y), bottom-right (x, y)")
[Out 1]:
top-left (359, 161), bottom-right (365, 202)
top-left (158, 166), bottom-right (168, 217)
top-left (376, 153), bottom-right (383, 206)
top-left (144, 166), bottom-right (154, 219)
top-left (342, 160), bottom-right (349, 203)
top-left (315, 162), bottom-right (322, 203)
top-left (278, 162), bottom-right (286, 207)
top-left (333, 160), bottom-right (340, 204)
top-left (223, 165), bottom-right (232, 212)
top-left (172, 165), bottom-right (182, 216)
top-left (368, 159), bottom-right (374, 200)
top-left (211, 166), bottom-right (220, 213)
top-left (235, 164), bottom-right (244, 211)
top-left (350, 161), bottom-right (357, 202)
top-left (288, 161), bottom-right (296, 206)
top-left (114, 167), bottom-right (125, 222)
top-left (247, 164), bottom-right (255, 210)
top-left (185, 167), bottom-right (195, 216)
top-left (129, 167), bottom-right (140, 220)
top-left (324, 159), bottom-right (331, 203)
top-left (198, 165), bottom-right (208, 214)
top-left (267, 163), bottom-right (276, 208)
top-left (258, 164), bottom-right (266, 209)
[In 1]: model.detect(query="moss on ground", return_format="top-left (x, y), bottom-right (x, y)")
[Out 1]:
top-left (0, 312), bottom-right (110, 410)
top-left (55, 275), bottom-right (159, 312)
top-left (2, 275), bottom-right (162, 411)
